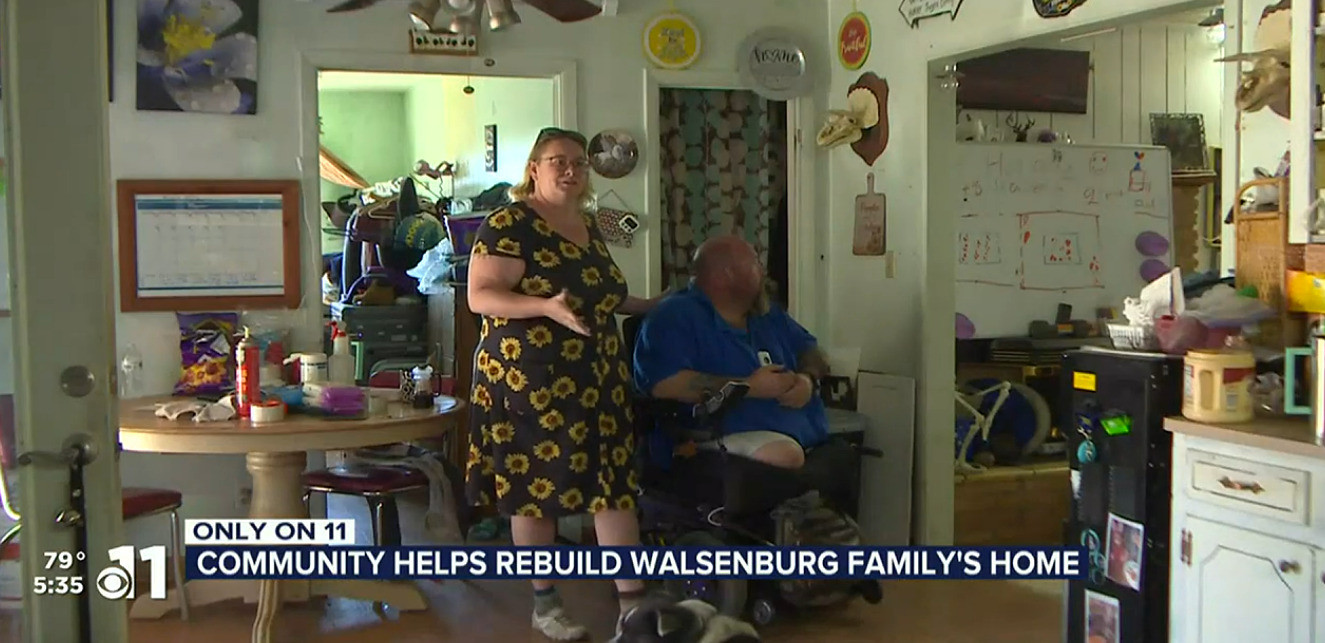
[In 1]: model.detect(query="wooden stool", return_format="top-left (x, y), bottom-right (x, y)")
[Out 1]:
top-left (302, 465), bottom-right (427, 547)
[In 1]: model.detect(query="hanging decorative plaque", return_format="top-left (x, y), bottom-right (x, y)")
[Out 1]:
top-left (737, 28), bottom-right (814, 101)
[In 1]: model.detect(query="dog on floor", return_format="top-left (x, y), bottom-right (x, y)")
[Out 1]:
top-left (609, 597), bottom-right (760, 643)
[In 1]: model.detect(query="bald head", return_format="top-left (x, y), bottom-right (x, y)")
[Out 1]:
top-left (692, 235), bottom-right (758, 281)
top-left (691, 234), bottom-right (764, 310)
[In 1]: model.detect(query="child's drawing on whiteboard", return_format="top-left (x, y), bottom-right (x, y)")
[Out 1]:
top-left (1043, 234), bottom-right (1080, 264)
top-left (1128, 151), bottom-right (1149, 192)
top-left (1019, 211), bottom-right (1102, 291)
top-left (1089, 152), bottom-right (1108, 174)
top-left (958, 232), bottom-right (1001, 265)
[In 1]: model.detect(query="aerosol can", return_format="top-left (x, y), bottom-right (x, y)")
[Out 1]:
top-left (236, 328), bottom-right (261, 417)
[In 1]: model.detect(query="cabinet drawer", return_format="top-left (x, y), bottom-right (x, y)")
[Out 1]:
top-left (1186, 449), bottom-right (1309, 524)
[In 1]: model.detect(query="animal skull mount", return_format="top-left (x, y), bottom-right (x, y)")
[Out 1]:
top-left (1216, 49), bottom-right (1291, 119)
top-left (817, 87), bottom-right (878, 149)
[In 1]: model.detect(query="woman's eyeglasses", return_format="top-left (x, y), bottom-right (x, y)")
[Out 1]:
top-left (539, 155), bottom-right (590, 173)
top-left (536, 127), bottom-right (587, 148)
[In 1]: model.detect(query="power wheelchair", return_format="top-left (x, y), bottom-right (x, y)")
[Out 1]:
top-left (621, 316), bottom-right (885, 627)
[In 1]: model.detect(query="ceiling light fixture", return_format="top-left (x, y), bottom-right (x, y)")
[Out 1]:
top-left (408, 0), bottom-right (443, 31)
top-left (1060, 27), bottom-right (1117, 43)
top-left (487, 0), bottom-right (521, 31)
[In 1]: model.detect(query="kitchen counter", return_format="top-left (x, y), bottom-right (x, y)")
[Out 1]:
top-left (1164, 414), bottom-right (1325, 459)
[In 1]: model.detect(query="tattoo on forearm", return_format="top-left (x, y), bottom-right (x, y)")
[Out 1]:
top-left (800, 348), bottom-right (830, 380)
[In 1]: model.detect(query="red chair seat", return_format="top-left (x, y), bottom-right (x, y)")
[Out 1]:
top-left (303, 466), bottom-right (426, 494)
top-left (122, 487), bottom-right (183, 520)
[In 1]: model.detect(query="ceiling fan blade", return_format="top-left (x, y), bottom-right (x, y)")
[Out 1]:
top-left (522, 0), bottom-right (601, 23)
top-left (326, 0), bottom-right (383, 13)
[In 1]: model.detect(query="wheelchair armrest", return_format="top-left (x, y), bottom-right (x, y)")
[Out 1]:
top-left (695, 381), bottom-right (750, 420)
top-left (857, 446), bottom-right (884, 459)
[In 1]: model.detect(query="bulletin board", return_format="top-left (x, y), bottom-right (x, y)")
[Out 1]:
top-left (116, 179), bottom-right (302, 313)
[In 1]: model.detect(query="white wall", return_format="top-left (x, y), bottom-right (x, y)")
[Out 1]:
top-left (959, 21), bottom-right (1225, 148)
top-left (1219, 0), bottom-right (1292, 271)
top-left (824, 0), bottom-right (1213, 544)
top-left (108, 0), bottom-right (827, 547)
top-left (407, 76), bottom-right (555, 200)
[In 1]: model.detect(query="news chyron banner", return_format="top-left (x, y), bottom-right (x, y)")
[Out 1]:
top-left (32, 519), bottom-right (1089, 602)
top-left (181, 520), bottom-right (1087, 583)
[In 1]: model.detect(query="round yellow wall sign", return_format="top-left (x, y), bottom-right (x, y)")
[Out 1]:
top-left (643, 12), bottom-right (701, 70)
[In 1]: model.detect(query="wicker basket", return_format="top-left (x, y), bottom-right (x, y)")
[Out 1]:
top-left (1106, 323), bottom-right (1159, 350)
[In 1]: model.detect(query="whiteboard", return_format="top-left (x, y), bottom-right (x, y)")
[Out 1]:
top-left (133, 194), bottom-right (286, 298)
top-left (954, 143), bottom-right (1174, 339)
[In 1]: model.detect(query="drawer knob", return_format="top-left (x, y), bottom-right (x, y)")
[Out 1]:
top-left (1218, 476), bottom-right (1265, 494)
top-left (1280, 560), bottom-right (1301, 574)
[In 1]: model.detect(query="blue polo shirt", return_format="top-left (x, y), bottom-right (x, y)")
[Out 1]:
top-left (631, 285), bottom-right (829, 468)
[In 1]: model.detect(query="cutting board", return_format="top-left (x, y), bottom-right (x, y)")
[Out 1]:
top-left (852, 172), bottom-right (886, 256)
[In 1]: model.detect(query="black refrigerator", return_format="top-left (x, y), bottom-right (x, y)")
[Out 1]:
top-left (1061, 348), bottom-right (1183, 643)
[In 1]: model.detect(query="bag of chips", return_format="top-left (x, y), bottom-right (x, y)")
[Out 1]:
top-left (173, 312), bottom-right (240, 396)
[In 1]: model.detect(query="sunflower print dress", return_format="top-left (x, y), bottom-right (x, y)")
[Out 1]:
top-left (464, 203), bottom-right (639, 519)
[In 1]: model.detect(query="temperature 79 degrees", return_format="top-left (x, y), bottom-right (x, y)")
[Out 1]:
top-left (32, 550), bottom-right (87, 596)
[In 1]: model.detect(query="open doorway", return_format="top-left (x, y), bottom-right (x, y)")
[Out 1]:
top-left (316, 70), bottom-right (556, 306)
top-left (941, 2), bottom-right (1226, 545)
top-left (655, 87), bottom-right (791, 309)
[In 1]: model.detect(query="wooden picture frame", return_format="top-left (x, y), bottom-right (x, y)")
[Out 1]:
top-left (116, 179), bottom-right (302, 313)
top-left (1149, 113), bottom-right (1209, 173)
top-left (484, 124), bottom-right (497, 172)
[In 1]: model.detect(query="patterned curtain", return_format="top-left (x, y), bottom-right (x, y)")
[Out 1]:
top-left (659, 88), bottom-right (787, 290)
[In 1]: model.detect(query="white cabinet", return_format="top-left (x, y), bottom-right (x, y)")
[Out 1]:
top-left (1176, 516), bottom-right (1313, 643)
top-left (1168, 430), bottom-right (1325, 643)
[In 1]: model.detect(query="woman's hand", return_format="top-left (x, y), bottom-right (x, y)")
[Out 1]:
top-left (543, 289), bottom-right (591, 336)
top-left (620, 288), bottom-right (673, 315)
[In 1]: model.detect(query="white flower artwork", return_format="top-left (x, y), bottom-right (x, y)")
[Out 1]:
top-left (136, 0), bottom-right (259, 114)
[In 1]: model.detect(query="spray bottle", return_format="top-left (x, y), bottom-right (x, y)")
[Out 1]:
top-left (235, 327), bottom-right (261, 417)
top-left (328, 322), bottom-right (355, 386)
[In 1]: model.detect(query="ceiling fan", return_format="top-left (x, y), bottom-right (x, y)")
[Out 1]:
top-left (326, 0), bottom-right (605, 33)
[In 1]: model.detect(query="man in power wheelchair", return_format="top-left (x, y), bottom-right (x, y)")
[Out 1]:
top-left (624, 235), bottom-right (883, 627)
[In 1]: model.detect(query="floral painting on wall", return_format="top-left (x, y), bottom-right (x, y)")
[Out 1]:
top-left (136, 0), bottom-right (259, 114)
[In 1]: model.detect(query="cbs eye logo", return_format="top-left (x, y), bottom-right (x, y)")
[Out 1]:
top-left (98, 545), bottom-right (167, 600)
top-left (95, 561), bottom-right (133, 600)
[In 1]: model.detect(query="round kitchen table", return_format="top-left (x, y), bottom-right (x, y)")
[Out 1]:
top-left (118, 395), bottom-right (465, 643)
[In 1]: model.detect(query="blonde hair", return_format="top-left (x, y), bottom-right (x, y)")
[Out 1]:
top-left (509, 129), bottom-right (597, 210)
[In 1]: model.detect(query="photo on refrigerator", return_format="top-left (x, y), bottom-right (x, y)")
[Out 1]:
top-left (1084, 590), bottom-right (1120, 643)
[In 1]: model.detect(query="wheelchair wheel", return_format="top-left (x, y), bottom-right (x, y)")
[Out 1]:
top-left (661, 531), bottom-right (748, 618)
top-left (750, 598), bottom-right (777, 627)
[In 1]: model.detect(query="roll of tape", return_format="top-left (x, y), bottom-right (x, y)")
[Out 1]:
top-left (251, 400), bottom-right (286, 424)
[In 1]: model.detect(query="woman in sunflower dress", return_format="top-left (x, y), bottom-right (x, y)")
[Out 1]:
top-left (463, 128), bottom-right (661, 641)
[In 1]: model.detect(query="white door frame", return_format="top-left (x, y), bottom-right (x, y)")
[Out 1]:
top-left (296, 49), bottom-right (579, 240)
top-left (295, 50), bottom-right (574, 519)
top-left (6, 0), bottom-right (125, 640)
top-left (642, 70), bottom-right (820, 334)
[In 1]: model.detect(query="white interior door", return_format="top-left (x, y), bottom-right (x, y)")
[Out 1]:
top-left (2, 1), bottom-right (125, 641)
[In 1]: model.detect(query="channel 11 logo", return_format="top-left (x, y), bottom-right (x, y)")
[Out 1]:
top-left (95, 545), bottom-right (168, 600)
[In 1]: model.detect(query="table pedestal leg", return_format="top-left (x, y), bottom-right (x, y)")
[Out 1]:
top-left (248, 451), bottom-right (308, 643)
